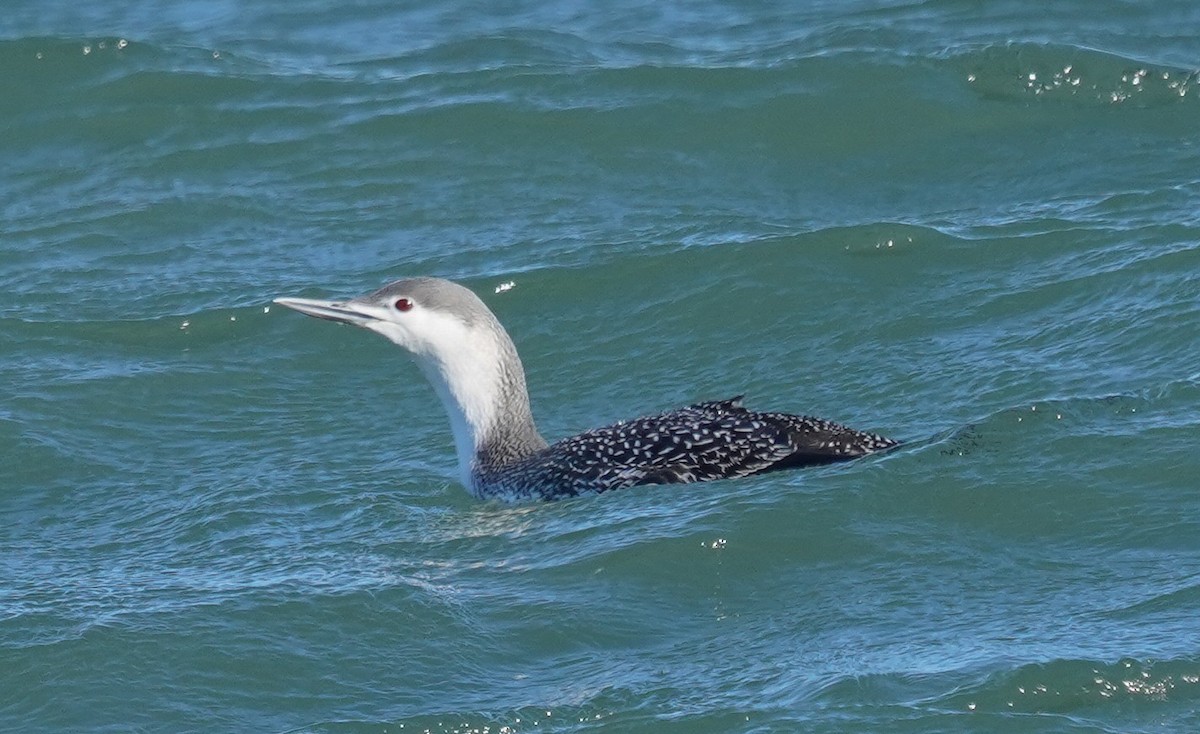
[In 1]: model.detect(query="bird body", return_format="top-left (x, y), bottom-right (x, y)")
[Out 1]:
top-left (275, 277), bottom-right (897, 501)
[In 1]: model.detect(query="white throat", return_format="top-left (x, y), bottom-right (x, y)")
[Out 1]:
top-left (364, 299), bottom-right (546, 495)
top-left (413, 347), bottom-right (504, 491)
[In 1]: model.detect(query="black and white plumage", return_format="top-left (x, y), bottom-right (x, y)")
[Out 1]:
top-left (275, 277), bottom-right (897, 502)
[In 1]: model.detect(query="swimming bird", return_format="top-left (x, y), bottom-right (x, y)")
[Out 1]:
top-left (275, 277), bottom-right (897, 501)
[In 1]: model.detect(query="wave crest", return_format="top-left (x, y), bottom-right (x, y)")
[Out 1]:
top-left (953, 43), bottom-right (1199, 108)
top-left (952, 656), bottom-right (1200, 714)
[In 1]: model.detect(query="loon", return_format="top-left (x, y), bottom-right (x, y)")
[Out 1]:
top-left (275, 277), bottom-right (897, 501)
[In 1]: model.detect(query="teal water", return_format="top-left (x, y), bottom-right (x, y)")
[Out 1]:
top-left (3, 2), bottom-right (1200, 732)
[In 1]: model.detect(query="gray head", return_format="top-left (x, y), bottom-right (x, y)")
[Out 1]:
top-left (275, 277), bottom-right (497, 353)
top-left (274, 277), bottom-right (545, 493)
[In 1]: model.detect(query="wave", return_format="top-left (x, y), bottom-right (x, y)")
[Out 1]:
top-left (0, 36), bottom-right (223, 83)
top-left (950, 42), bottom-right (1199, 108)
top-left (929, 375), bottom-right (1200, 460)
top-left (950, 656), bottom-right (1200, 714)
top-left (930, 393), bottom-right (1145, 459)
top-left (260, 655), bottom-right (1200, 732)
top-left (809, 655), bottom-right (1200, 728)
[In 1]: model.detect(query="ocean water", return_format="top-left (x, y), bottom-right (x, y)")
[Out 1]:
top-left (3, 1), bottom-right (1200, 731)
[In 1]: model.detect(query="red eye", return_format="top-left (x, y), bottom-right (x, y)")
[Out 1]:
top-left (394, 298), bottom-right (413, 312)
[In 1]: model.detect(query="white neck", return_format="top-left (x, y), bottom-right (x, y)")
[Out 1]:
top-left (368, 303), bottom-right (547, 496)
top-left (415, 350), bottom-right (504, 491)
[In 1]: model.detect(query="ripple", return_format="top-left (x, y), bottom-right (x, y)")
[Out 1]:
top-left (952, 656), bottom-right (1200, 714)
top-left (954, 42), bottom-right (1200, 108)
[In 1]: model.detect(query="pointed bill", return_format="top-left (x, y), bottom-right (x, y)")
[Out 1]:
top-left (273, 297), bottom-right (378, 326)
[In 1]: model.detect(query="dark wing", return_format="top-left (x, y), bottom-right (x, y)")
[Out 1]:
top-left (534, 397), bottom-right (896, 494)
top-left (748, 410), bottom-right (899, 474)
